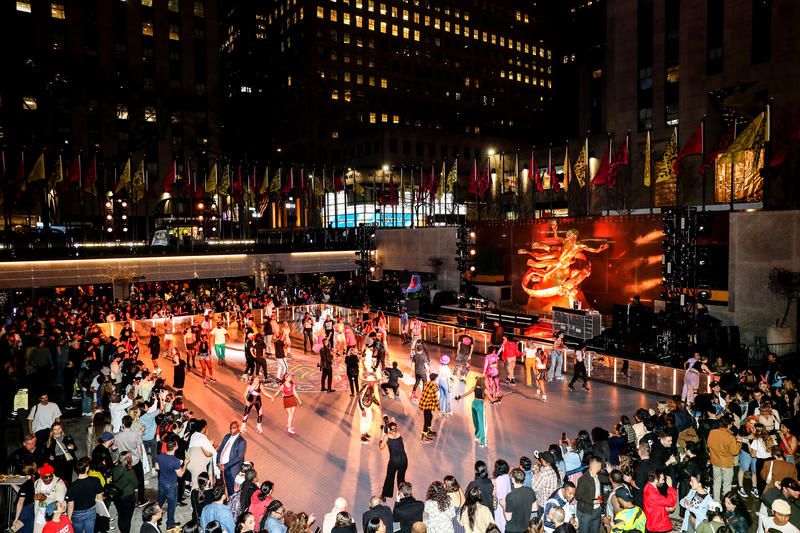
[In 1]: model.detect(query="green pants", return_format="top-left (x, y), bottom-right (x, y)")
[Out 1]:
top-left (214, 343), bottom-right (226, 361)
top-left (471, 399), bottom-right (486, 446)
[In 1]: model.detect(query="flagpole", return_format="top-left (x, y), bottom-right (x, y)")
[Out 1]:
top-left (674, 127), bottom-right (680, 209)
top-left (145, 159), bottom-right (151, 245)
top-left (398, 166), bottom-right (403, 227)
top-left (585, 133), bottom-right (591, 216)
top-left (764, 102), bottom-right (772, 209)
top-left (607, 132), bottom-right (613, 215)
top-left (625, 132), bottom-right (631, 214)
top-left (648, 130), bottom-right (654, 214)
top-left (531, 147), bottom-right (537, 219)
top-left (700, 118), bottom-right (707, 211)
top-left (730, 117), bottom-right (738, 211)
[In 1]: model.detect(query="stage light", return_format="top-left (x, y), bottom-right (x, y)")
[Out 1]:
top-left (121, 201), bottom-right (128, 208)
top-left (369, 266), bottom-right (375, 273)
top-left (106, 214), bottom-right (113, 220)
top-left (121, 215), bottom-right (127, 220)
top-left (107, 227), bottom-right (113, 233)
top-left (469, 249), bottom-right (476, 256)
top-left (382, 164), bottom-right (390, 172)
top-left (197, 202), bottom-right (205, 210)
top-left (488, 148), bottom-right (496, 156)
top-left (469, 231), bottom-right (476, 239)
top-left (469, 265), bottom-right (476, 272)
top-left (105, 201), bottom-right (112, 208)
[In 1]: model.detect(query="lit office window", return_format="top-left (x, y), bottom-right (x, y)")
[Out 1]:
top-left (22, 96), bottom-right (38, 110)
top-left (368, 18), bottom-right (374, 30)
top-left (344, 71), bottom-right (351, 82)
top-left (142, 0), bottom-right (153, 6)
top-left (357, 73), bottom-right (364, 84)
top-left (380, 21), bottom-right (386, 33)
top-left (145, 106), bottom-right (157, 122)
top-left (168, 0), bottom-right (179, 12)
top-left (379, 3), bottom-right (386, 15)
top-left (392, 114), bottom-right (399, 124)
top-left (355, 15), bottom-right (362, 27)
top-left (402, 9), bottom-right (408, 20)
top-left (381, 113), bottom-right (388, 123)
top-left (194, 1), bottom-right (205, 17)
top-left (367, 0), bottom-right (374, 12)
top-left (369, 112), bottom-right (376, 123)
top-left (330, 10), bottom-right (337, 21)
top-left (380, 77), bottom-right (388, 88)
top-left (391, 24), bottom-right (398, 36)
top-left (413, 30), bottom-right (420, 41)
top-left (169, 24), bottom-right (180, 40)
top-left (369, 76), bottom-right (375, 86)
top-left (344, 90), bottom-right (351, 102)
top-left (402, 27), bottom-right (409, 39)
top-left (51, 3), bottom-right (65, 19)
top-left (142, 22), bottom-right (154, 36)
top-left (317, 6), bottom-right (324, 17)
top-left (343, 12), bottom-right (350, 24)
top-left (16, 1), bottom-right (32, 13)
top-left (391, 6), bottom-right (397, 17)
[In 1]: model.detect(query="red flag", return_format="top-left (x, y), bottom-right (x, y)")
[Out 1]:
top-left (673, 123), bottom-right (704, 174)
top-left (84, 158), bottom-right (97, 192)
top-left (163, 161), bottom-right (177, 193)
top-left (765, 128), bottom-right (800, 169)
top-left (549, 149), bottom-right (560, 192)
top-left (427, 165), bottom-right (437, 200)
top-left (467, 159), bottom-right (478, 195)
top-left (231, 165), bottom-right (243, 198)
top-left (699, 132), bottom-right (732, 175)
top-left (333, 171), bottom-right (344, 192)
top-left (531, 151), bottom-right (544, 193)
top-left (388, 172), bottom-right (398, 205)
top-left (609, 138), bottom-right (629, 182)
top-left (67, 155), bottom-right (81, 184)
top-left (591, 145), bottom-right (612, 187)
top-left (477, 162), bottom-right (490, 199)
top-left (417, 166), bottom-right (426, 202)
top-left (281, 167), bottom-right (294, 193)
top-left (300, 168), bottom-right (307, 191)
top-left (192, 166), bottom-right (204, 199)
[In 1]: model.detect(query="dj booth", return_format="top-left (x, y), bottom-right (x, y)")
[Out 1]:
top-left (552, 306), bottom-right (603, 341)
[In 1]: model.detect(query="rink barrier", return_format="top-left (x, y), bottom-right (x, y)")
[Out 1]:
top-left (96, 304), bottom-right (709, 397)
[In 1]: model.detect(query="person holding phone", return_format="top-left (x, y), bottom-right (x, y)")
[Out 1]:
top-left (380, 421), bottom-right (408, 502)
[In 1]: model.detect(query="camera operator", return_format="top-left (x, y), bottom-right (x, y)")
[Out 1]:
top-left (379, 420), bottom-right (407, 503)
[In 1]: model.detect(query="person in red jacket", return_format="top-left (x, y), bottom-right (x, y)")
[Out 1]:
top-left (499, 336), bottom-right (521, 385)
top-left (642, 469), bottom-right (677, 533)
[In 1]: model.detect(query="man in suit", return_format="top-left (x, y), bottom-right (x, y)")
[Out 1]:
top-left (139, 502), bottom-right (162, 533)
top-left (217, 421), bottom-right (247, 496)
top-left (362, 496), bottom-right (393, 533)
top-left (393, 482), bottom-right (424, 533)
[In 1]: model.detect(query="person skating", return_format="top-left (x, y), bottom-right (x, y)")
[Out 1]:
top-left (568, 345), bottom-right (590, 392)
top-left (418, 374), bottom-right (440, 442)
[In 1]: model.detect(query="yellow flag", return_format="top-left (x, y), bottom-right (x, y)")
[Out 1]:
top-left (655, 128), bottom-right (677, 183)
top-left (562, 146), bottom-right (571, 192)
top-left (206, 163), bottom-right (218, 193)
top-left (643, 131), bottom-right (652, 187)
top-left (115, 158), bottom-right (131, 193)
top-left (49, 155), bottom-right (64, 189)
top-left (573, 143), bottom-right (587, 187)
top-left (720, 112), bottom-right (766, 167)
top-left (219, 165), bottom-right (231, 194)
top-left (27, 153), bottom-right (46, 184)
top-left (269, 168), bottom-right (281, 193)
top-left (437, 161), bottom-right (446, 199)
top-left (446, 160), bottom-right (458, 193)
top-left (132, 160), bottom-right (145, 201)
top-left (259, 166), bottom-right (270, 195)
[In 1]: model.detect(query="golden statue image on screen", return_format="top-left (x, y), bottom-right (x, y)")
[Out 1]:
top-left (517, 220), bottom-right (610, 312)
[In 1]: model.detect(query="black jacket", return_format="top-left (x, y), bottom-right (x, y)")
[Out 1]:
top-left (393, 497), bottom-right (424, 533)
top-left (363, 504), bottom-right (394, 532)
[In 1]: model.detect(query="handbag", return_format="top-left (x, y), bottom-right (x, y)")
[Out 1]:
top-left (54, 437), bottom-right (74, 462)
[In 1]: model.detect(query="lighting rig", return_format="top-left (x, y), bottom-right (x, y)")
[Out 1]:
top-left (355, 223), bottom-right (377, 280)
top-left (456, 224), bottom-right (476, 294)
top-left (104, 192), bottom-right (129, 239)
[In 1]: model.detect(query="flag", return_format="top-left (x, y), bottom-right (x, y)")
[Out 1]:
top-left (531, 151), bottom-right (544, 193)
top-left (269, 168), bottom-right (281, 193)
top-left (206, 162), bottom-right (218, 193)
top-left (719, 112), bottom-right (766, 168)
top-left (232, 165), bottom-right (244, 198)
top-left (27, 153), bottom-right (46, 184)
top-left (115, 158), bottom-right (132, 193)
top-left (192, 165), bottom-right (204, 199)
top-left (643, 131), bottom-right (652, 187)
top-left (259, 166), bottom-right (270, 195)
top-left (548, 149), bottom-right (560, 192)
top-left (477, 161), bottom-right (490, 199)
top-left (562, 145), bottom-right (571, 192)
top-left (591, 144), bottom-right (611, 187)
top-left (609, 137), bottom-right (629, 183)
top-left (437, 162), bottom-right (446, 199)
top-left (312, 169), bottom-right (324, 196)
top-left (573, 142), bottom-right (587, 187)
top-left (766, 128), bottom-right (800, 169)
top-left (300, 168), bottom-right (307, 192)
top-left (428, 164), bottom-right (437, 200)
top-left (333, 171), bottom-right (344, 192)
top-left (445, 160), bottom-right (458, 193)
top-left (281, 167), bottom-right (294, 193)
top-left (388, 172), bottom-right (398, 205)
top-left (85, 158), bottom-right (98, 196)
top-left (219, 164), bottom-right (231, 195)
top-left (49, 155), bottom-right (64, 190)
top-left (67, 155), bottom-right (81, 185)
top-left (243, 167), bottom-right (255, 207)
top-left (673, 123), bottom-right (704, 174)
top-left (655, 128), bottom-right (678, 183)
top-left (132, 160), bottom-right (145, 201)
top-left (467, 159), bottom-right (478, 195)
top-left (163, 161), bottom-right (177, 193)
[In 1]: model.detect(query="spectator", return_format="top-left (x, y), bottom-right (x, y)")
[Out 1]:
top-left (642, 470), bottom-right (677, 533)
top-left (394, 483), bottom-right (424, 533)
top-left (200, 486), bottom-right (236, 533)
top-left (706, 415), bottom-right (741, 502)
top-left (65, 458), bottom-right (103, 533)
top-left (504, 468), bottom-right (537, 533)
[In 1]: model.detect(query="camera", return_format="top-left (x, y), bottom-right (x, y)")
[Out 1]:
top-left (380, 415), bottom-right (390, 434)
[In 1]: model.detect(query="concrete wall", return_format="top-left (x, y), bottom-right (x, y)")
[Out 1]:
top-left (0, 250), bottom-right (358, 289)
top-left (728, 210), bottom-right (800, 343)
top-left (375, 227), bottom-right (459, 292)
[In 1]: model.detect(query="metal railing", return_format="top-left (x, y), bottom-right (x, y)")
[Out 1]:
top-left (98, 304), bottom-right (709, 398)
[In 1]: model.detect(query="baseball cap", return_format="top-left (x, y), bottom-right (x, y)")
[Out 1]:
top-left (100, 432), bottom-right (115, 443)
top-left (615, 487), bottom-right (634, 503)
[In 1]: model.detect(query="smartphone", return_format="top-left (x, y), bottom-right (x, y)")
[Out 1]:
top-left (561, 432), bottom-right (567, 441)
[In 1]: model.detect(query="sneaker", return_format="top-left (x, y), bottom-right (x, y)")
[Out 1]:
top-left (210, 376), bottom-right (217, 382)
top-left (257, 423), bottom-right (263, 434)
top-left (568, 384), bottom-right (575, 391)
top-left (427, 430), bottom-right (438, 436)
top-left (583, 385), bottom-right (591, 391)
top-left (737, 487), bottom-right (747, 498)
top-left (751, 488), bottom-right (759, 498)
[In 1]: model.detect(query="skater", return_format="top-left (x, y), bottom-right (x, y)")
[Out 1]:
top-left (148, 328), bottom-right (160, 360)
top-left (381, 361), bottom-right (402, 399)
top-left (568, 345), bottom-right (590, 392)
top-left (379, 421), bottom-right (408, 501)
top-left (197, 333), bottom-right (216, 386)
top-left (345, 346), bottom-right (361, 397)
top-left (418, 373), bottom-right (440, 442)
top-left (548, 331), bottom-right (565, 381)
top-left (358, 374), bottom-right (382, 444)
top-left (183, 326), bottom-right (196, 369)
top-left (534, 348), bottom-right (548, 401)
top-left (437, 356), bottom-right (453, 416)
top-left (242, 375), bottom-right (267, 434)
top-left (498, 335), bottom-right (520, 385)
top-left (482, 350), bottom-right (501, 399)
top-left (410, 340), bottom-right (430, 401)
top-left (455, 376), bottom-right (494, 448)
top-left (454, 328), bottom-right (474, 382)
top-left (210, 321), bottom-right (229, 366)
top-left (270, 373), bottom-right (302, 435)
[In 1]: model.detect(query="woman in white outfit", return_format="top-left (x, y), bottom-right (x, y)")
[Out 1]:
top-left (186, 419), bottom-right (216, 489)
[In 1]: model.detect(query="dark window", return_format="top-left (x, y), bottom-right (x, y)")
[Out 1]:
top-left (707, 0), bottom-right (724, 73)
top-left (751, 0), bottom-right (771, 63)
top-left (403, 139), bottom-right (411, 155)
top-left (665, 0), bottom-right (680, 67)
top-left (416, 141), bottom-right (424, 156)
top-left (389, 138), bottom-right (398, 153)
top-left (637, 0), bottom-right (654, 131)
top-left (428, 143), bottom-right (435, 157)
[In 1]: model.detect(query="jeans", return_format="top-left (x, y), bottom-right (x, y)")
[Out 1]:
top-left (71, 507), bottom-right (97, 533)
top-left (575, 508), bottom-right (601, 533)
top-left (712, 465), bottom-right (734, 502)
top-left (116, 495), bottom-right (135, 533)
top-left (303, 329), bottom-right (314, 352)
top-left (157, 482), bottom-right (178, 528)
top-left (82, 390), bottom-right (93, 414)
top-left (455, 354), bottom-right (470, 378)
top-left (438, 380), bottom-right (451, 414)
top-left (548, 351), bottom-right (563, 380)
